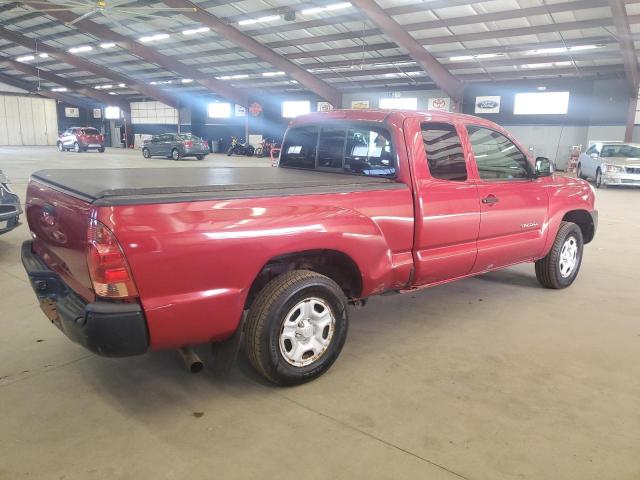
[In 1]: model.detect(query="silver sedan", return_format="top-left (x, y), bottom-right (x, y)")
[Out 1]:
top-left (577, 142), bottom-right (640, 188)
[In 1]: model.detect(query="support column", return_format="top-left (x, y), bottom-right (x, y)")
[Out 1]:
top-left (625, 96), bottom-right (637, 142)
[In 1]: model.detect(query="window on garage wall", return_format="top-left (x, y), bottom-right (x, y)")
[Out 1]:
top-left (208, 103), bottom-right (231, 118)
top-left (379, 97), bottom-right (418, 110)
top-left (282, 101), bottom-right (310, 118)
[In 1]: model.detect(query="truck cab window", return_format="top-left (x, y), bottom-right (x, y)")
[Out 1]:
top-left (467, 126), bottom-right (531, 180)
top-left (317, 128), bottom-right (346, 170)
top-left (280, 126), bottom-right (319, 169)
top-left (344, 127), bottom-right (395, 177)
top-left (422, 123), bottom-right (467, 181)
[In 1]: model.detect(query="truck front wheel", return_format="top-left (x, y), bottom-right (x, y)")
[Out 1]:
top-left (535, 221), bottom-right (584, 289)
top-left (244, 270), bottom-right (349, 386)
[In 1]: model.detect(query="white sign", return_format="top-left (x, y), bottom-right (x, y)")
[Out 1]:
top-left (235, 104), bottom-right (246, 117)
top-left (105, 106), bottom-right (121, 119)
top-left (475, 96), bottom-right (501, 114)
top-left (351, 100), bottom-right (369, 109)
top-left (427, 97), bottom-right (450, 112)
top-left (65, 107), bottom-right (79, 118)
top-left (93, 108), bottom-right (102, 119)
top-left (317, 101), bottom-right (333, 112)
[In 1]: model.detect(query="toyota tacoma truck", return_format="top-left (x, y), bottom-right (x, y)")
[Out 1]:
top-left (22, 110), bottom-right (597, 385)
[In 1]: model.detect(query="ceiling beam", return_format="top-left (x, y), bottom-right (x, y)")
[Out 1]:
top-left (0, 25), bottom-right (182, 109)
top-left (350, 0), bottom-right (464, 103)
top-left (0, 57), bottom-right (129, 110)
top-left (163, 0), bottom-right (342, 106)
top-left (19, 1), bottom-right (249, 106)
top-left (0, 71), bottom-right (96, 108)
top-left (609, 0), bottom-right (639, 95)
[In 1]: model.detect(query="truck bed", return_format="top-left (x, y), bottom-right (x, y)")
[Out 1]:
top-left (32, 167), bottom-right (404, 206)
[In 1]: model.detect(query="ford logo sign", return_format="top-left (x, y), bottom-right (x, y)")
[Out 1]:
top-left (477, 100), bottom-right (498, 109)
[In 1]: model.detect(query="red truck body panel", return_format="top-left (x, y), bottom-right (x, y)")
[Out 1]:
top-left (26, 109), bottom-right (596, 352)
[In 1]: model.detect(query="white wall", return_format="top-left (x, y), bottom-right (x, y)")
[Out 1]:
top-left (131, 101), bottom-right (178, 125)
top-left (0, 95), bottom-right (58, 146)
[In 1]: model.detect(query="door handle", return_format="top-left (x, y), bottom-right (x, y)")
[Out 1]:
top-left (482, 195), bottom-right (499, 205)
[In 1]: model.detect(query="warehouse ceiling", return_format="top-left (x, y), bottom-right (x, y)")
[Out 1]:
top-left (0, 0), bottom-right (634, 107)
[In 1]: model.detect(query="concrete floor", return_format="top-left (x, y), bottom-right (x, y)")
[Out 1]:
top-left (1, 146), bottom-right (639, 480)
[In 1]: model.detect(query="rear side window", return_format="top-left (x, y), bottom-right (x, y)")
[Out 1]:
top-left (344, 127), bottom-right (395, 176)
top-left (467, 126), bottom-right (531, 180)
top-left (82, 128), bottom-right (99, 135)
top-left (422, 123), bottom-right (467, 181)
top-left (280, 126), bottom-right (319, 169)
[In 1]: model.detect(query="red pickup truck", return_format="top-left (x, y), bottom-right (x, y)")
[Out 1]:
top-left (22, 110), bottom-right (597, 385)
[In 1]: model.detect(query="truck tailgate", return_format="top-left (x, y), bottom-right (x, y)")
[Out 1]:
top-left (26, 180), bottom-right (94, 302)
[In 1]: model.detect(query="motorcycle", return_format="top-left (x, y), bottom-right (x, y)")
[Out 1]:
top-left (227, 136), bottom-right (255, 156)
top-left (255, 138), bottom-right (278, 158)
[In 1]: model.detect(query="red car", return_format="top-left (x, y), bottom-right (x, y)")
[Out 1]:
top-left (57, 127), bottom-right (105, 153)
top-left (22, 110), bottom-right (597, 385)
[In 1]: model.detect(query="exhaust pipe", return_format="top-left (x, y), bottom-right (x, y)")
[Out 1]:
top-left (178, 347), bottom-right (203, 373)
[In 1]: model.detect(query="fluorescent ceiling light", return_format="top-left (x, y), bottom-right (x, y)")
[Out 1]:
top-left (51, 87), bottom-right (67, 92)
top-left (526, 47), bottom-right (567, 55)
top-left (118, 83), bottom-right (126, 88)
top-left (262, 71), bottom-right (285, 77)
top-left (68, 45), bottom-right (92, 53)
top-left (100, 42), bottom-right (116, 49)
top-left (449, 53), bottom-right (503, 61)
top-left (238, 15), bottom-right (280, 26)
top-left (181, 78), bottom-right (193, 83)
top-left (182, 27), bottom-right (210, 35)
top-left (16, 55), bottom-right (35, 62)
top-left (139, 33), bottom-right (170, 43)
top-left (301, 2), bottom-right (352, 14)
top-left (108, 92), bottom-right (117, 95)
top-left (39, 53), bottom-right (48, 58)
top-left (216, 74), bottom-right (249, 80)
top-left (569, 44), bottom-right (603, 51)
top-left (449, 55), bottom-right (474, 61)
top-left (521, 63), bottom-right (553, 69)
top-left (475, 53), bottom-right (504, 59)
top-left (95, 84), bottom-right (113, 89)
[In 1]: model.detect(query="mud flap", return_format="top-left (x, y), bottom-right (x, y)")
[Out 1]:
top-left (210, 312), bottom-right (246, 376)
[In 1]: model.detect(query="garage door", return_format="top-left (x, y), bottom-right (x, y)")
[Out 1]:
top-left (0, 95), bottom-right (59, 146)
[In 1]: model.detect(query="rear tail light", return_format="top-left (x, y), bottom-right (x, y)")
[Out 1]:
top-left (184, 140), bottom-right (193, 148)
top-left (87, 219), bottom-right (138, 299)
top-left (202, 140), bottom-right (209, 148)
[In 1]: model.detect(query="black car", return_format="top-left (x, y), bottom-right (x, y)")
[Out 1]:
top-left (0, 170), bottom-right (21, 235)
top-left (142, 133), bottom-right (209, 160)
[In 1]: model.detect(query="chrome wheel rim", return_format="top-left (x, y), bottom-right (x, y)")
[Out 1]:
top-left (279, 297), bottom-right (335, 367)
top-left (172, 150), bottom-right (178, 159)
top-left (559, 236), bottom-right (579, 278)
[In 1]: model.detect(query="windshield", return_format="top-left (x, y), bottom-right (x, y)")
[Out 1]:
top-left (81, 128), bottom-right (99, 135)
top-left (601, 144), bottom-right (640, 158)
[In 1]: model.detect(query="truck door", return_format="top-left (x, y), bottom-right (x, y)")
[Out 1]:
top-left (409, 120), bottom-right (481, 286)
top-left (464, 125), bottom-right (549, 272)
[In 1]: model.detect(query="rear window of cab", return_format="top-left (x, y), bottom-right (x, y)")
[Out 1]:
top-left (279, 123), bottom-right (396, 177)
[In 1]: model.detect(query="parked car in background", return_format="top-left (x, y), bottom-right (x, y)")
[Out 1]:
top-left (0, 170), bottom-right (21, 235)
top-left (142, 133), bottom-right (209, 161)
top-left (57, 127), bottom-right (105, 153)
top-left (22, 110), bottom-right (597, 385)
top-left (578, 142), bottom-right (640, 188)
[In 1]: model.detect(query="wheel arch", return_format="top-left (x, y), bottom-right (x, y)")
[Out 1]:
top-left (244, 249), bottom-right (363, 310)
top-left (562, 209), bottom-right (596, 244)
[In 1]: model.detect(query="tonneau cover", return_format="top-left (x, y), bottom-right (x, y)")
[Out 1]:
top-left (32, 167), bottom-right (404, 206)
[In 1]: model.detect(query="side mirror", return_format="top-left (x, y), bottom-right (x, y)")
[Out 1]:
top-left (535, 156), bottom-right (552, 177)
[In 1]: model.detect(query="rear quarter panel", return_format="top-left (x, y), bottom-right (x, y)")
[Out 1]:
top-left (99, 186), bottom-right (414, 350)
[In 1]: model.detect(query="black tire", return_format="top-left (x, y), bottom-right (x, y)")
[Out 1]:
top-left (196, 154), bottom-right (205, 160)
top-left (535, 221), bottom-right (584, 289)
top-left (227, 147), bottom-right (234, 156)
top-left (98, 147), bottom-right (105, 153)
top-left (246, 146), bottom-right (255, 157)
top-left (244, 270), bottom-right (349, 386)
top-left (74, 142), bottom-right (81, 153)
top-left (142, 148), bottom-right (151, 158)
top-left (57, 142), bottom-right (64, 152)
top-left (595, 168), bottom-right (605, 188)
top-left (255, 147), bottom-right (263, 158)
top-left (577, 163), bottom-right (586, 179)
top-left (171, 148), bottom-right (181, 161)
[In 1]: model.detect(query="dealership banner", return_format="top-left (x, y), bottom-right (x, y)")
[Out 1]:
top-left (427, 97), bottom-right (450, 112)
top-left (65, 107), bottom-right (79, 118)
top-left (475, 96), bottom-right (501, 114)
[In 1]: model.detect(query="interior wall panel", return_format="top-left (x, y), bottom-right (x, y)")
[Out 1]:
top-left (44, 98), bottom-right (58, 144)
top-left (31, 98), bottom-right (48, 145)
top-left (18, 96), bottom-right (35, 145)
top-left (4, 96), bottom-right (21, 145)
top-left (0, 98), bottom-right (8, 145)
top-left (0, 95), bottom-right (59, 145)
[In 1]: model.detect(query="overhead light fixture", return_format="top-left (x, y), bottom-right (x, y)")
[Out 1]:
top-left (51, 87), bottom-right (67, 92)
top-left (95, 84), bottom-right (113, 90)
top-left (449, 53), bottom-right (504, 61)
top-left (118, 83), bottom-right (126, 88)
top-left (449, 55), bottom-right (475, 61)
top-left (474, 53), bottom-right (504, 59)
top-left (526, 47), bottom-right (567, 55)
top-left (139, 33), bottom-right (170, 43)
top-left (100, 42), bottom-right (116, 49)
top-left (521, 63), bottom-right (553, 69)
top-left (569, 44), bottom-right (604, 51)
top-left (262, 71), bottom-right (285, 77)
top-left (181, 78), bottom-right (193, 83)
top-left (301, 2), bottom-right (352, 14)
top-left (238, 15), bottom-right (280, 26)
top-left (68, 45), bottom-right (92, 53)
top-left (108, 92), bottom-right (117, 95)
top-left (216, 74), bottom-right (249, 80)
top-left (150, 80), bottom-right (173, 85)
top-left (39, 53), bottom-right (48, 58)
top-left (16, 55), bottom-right (35, 62)
top-left (182, 27), bottom-right (210, 35)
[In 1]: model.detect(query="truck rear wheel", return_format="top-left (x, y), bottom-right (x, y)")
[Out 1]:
top-left (535, 221), bottom-right (584, 289)
top-left (244, 270), bottom-right (348, 385)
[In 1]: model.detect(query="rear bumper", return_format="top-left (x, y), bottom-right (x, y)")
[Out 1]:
top-left (21, 241), bottom-right (149, 357)
top-left (182, 147), bottom-right (209, 156)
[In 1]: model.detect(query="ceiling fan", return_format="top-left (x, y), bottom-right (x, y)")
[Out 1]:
top-left (13, 1), bottom-right (197, 28)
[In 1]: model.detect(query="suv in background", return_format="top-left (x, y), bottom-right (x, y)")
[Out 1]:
top-left (142, 133), bottom-right (209, 161)
top-left (57, 127), bottom-right (105, 153)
